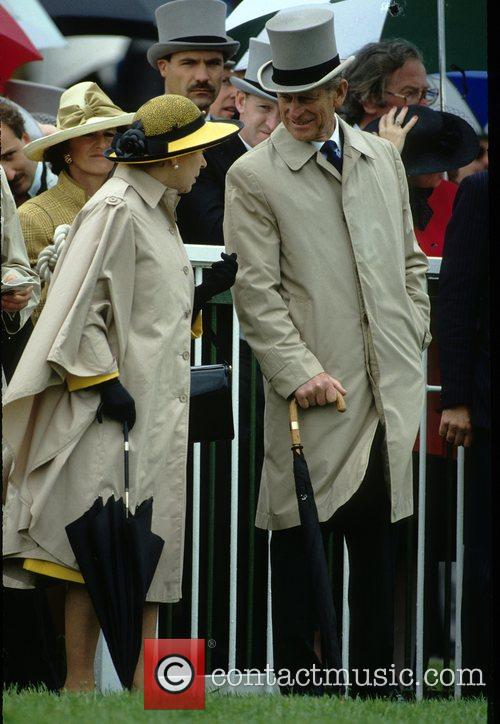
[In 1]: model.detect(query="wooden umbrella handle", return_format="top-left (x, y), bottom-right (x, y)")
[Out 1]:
top-left (289, 392), bottom-right (346, 444)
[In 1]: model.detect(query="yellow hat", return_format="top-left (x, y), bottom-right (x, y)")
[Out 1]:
top-left (105, 94), bottom-right (240, 164)
top-left (23, 82), bottom-right (135, 162)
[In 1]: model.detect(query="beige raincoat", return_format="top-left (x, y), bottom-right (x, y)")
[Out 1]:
top-left (3, 164), bottom-right (194, 602)
top-left (224, 118), bottom-right (431, 528)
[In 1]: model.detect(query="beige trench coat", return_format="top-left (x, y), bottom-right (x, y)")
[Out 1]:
top-left (1, 166), bottom-right (41, 330)
top-left (224, 119), bottom-right (431, 528)
top-left (3, 165), bottom-right (194, 603)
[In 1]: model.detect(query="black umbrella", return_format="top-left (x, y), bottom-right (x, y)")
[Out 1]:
top-left (288, 397), bottom-right (346, 675)
top-left (39, 0), bottom-right (163, 38)
top-left (65, 423), bottom-right (164, 690)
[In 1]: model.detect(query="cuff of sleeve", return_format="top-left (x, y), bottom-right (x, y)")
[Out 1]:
top-left (263, 349), bottom-right (324, 400)
top-left (191, 311), bottom-right (203, 339)
top-left (67, 370), bottom-right (119, 392)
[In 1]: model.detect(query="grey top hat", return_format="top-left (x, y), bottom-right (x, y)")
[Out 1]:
top-left (231, 39), bottom-right (277, 102)
top-left (257, 7), bottom-right (355, 94)
top-left (147, 0), bottom-right (240, 68)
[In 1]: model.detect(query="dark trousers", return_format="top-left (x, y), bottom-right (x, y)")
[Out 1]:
top-left (462, 427), bottom-right (492, 695)
top-left (271, 424), bottom-right (397, 695)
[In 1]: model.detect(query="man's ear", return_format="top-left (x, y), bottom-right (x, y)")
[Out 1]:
top-left (156, 58), bottom-right (170, 78)
top-left (234, 90), bottom-right (246, 116)
top-left (333, 78), bottom-right (349, 109)
top-left (21, 132), bottom-right (31, 146)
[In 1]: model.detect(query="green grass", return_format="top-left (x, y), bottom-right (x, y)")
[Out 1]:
top-left (3, 688), bottom-right (487, 723)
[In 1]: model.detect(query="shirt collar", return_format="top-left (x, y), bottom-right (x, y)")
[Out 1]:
top-left (310, 114), bottom-right (342, 152)
top-left (113, 164), bottom-right (176, 209)
top-left (238, 133), bottom-right (253, 152)
top-left (27, 162), bottom-right (44, 198)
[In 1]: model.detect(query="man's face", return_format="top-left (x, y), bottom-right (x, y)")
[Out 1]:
top-left (236, 92), bottom-right (280, 148)
top-left (278, 81), bottom-right (348, 142)
top-left (0, 123), bottom-right (37, 199)
top-left (157, 51), bottom-right (224, 113)
top-left (209, 68), bottom-right (237, 119)
top-left (384, 59), bottom-right (431, 108)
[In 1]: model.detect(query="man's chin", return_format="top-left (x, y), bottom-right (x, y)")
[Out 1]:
top-left (189, 94), bottom-right (215, 113)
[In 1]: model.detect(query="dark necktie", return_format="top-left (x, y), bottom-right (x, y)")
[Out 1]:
top-left (320, 139), bottom-right (343, 175)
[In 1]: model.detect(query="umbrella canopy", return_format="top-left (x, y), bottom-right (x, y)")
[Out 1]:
top-left (39, 0), bottom-right (163, 39)
top-left (65, 424), bottom-right (164, 690)
top-left (1, 0), bottom-right (66, 50)
top-left (227, 0), bottom-right (389, 66)
top-left (288, 397), bottom-right (346, 676)
top-left (0, 5), bottom-right (42, 91)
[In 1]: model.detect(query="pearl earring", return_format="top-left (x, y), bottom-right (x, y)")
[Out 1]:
top-left (173, 163), bottom-right (179, 170)
top-left (63, 153), bottom-right (73, 165)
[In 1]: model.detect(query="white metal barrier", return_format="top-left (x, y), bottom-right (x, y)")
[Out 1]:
top-left (96, 250), bottom-right (466, 699)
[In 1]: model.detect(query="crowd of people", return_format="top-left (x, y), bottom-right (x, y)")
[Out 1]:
top-left (1, 0), bottom-right (490, 700)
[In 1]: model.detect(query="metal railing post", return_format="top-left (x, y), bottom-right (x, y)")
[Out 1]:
top-left (454, 446), bottom-right (465, 699)
top-left (415, 349), bottom-right (428, 701)
top-left (228, 304), bottom-right (240, 673)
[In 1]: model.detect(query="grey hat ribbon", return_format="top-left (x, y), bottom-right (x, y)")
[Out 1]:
top-left (172, 35), bottom-right (228, 43)
top-left (273, 54), bottom-right (340, 86)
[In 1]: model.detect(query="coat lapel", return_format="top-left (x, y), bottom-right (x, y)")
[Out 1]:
top-left (340, 118), bottom-right (376, 183)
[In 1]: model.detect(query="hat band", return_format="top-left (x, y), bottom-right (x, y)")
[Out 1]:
top-left (272, 54), bottom-right (340, 86)
top-left (242, 78), bottom-right (277, 99)
top-left (112, 115), bottom-right (205, 160)
top-left (171, 35), bottom-right (228, 43)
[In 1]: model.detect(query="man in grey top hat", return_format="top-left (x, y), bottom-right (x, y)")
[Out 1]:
top-left (147, 0), bottom-right (239, 116)
top-left (224, 7), bottom-right (430, 696)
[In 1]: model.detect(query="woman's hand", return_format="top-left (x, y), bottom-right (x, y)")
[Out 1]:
top-left (374, 106), bottom-right (418, 153)
top-left (1, 274), bottom-right (33, 313)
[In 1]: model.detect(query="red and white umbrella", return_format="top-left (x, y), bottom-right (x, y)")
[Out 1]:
top-left (0, 4), bottom-right (42, 91)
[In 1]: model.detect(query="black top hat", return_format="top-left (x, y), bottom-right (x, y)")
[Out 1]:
top-left (365, 105), bottom-right (479, 176)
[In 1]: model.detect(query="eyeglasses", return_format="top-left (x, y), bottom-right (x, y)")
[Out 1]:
top-left (385, 87), bottom-right (439, 106)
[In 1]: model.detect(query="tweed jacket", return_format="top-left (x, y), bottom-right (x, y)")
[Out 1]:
top-left (18, 171), bottom-right (89, 321)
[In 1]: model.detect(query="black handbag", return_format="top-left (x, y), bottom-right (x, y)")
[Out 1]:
top-left (189, 362), bottom-right (234, 443)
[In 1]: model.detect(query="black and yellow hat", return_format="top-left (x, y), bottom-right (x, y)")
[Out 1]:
top-left (105, 94), bottom-right (240, 164)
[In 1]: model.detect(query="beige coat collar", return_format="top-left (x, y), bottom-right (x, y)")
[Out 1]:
top-left (113, 164), bottom-right (179, 211)
top-left (270, 117), bottom-right (376, 172)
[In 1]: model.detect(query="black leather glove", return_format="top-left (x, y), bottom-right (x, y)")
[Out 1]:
top-left (95, 378), bottom-right (136, 430)
top-left (192, 252), bottom-right (238, 321)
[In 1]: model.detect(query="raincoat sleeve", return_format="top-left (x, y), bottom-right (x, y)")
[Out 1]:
top-left (47, 196), bottom-right (136, 388)
top-left (224, 162), bottom-right (324, 400)
top-left (390, 143), bottom-right (432, 350)
top-left (1, 167), bottom-right (41, 332)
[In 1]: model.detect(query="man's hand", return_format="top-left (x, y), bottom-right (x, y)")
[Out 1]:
top-left (294, 372), bottom-right (346, 410)
top-left (1, 286), bottom-right (33, 313)
top-left (439, 405), bottom-right (473, 448)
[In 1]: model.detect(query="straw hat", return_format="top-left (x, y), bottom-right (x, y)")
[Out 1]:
top-left (24, 82), bottom-right (135, 162)
top-left (147, 0), bottom-right (239, 68)
top-left (364, 105), bottom-right (480, 176)
top-left (257, 7), bottom-right (355, 94)
top-left (104, 94), bottom-right (240, 163)
top-left (230, 39), bottom-right (277, 102)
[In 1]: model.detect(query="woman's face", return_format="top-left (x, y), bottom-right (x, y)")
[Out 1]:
top-left (171, 151), bottom-right (207, 194)
top-left (68, 130), bottom-right (116, 178)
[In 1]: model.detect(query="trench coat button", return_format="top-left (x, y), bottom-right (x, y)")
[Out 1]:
top-left (182, 351), bottom-right (190, 360)
top-left (179, 394), bottom-right (187, 403)
top-left (168, 226), bottom-right (175, 234)
top-left (182, 266), bottom-right (189, 275)
top-left (106, 196), bottom-right (121, 205)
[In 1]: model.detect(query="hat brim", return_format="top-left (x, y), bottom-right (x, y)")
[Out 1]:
top-left (257, 56), bottom-right (355, 94)
top-left (230, 76), bottom-right (277, 102)
top-left (24, 113), bottom-right (136, 162)
top-left (104, 120), bottom-right (241, 163)
top-left (147, 40), bottom-right (240, 68)
top-left (364, 108), bottom-right (480, 176)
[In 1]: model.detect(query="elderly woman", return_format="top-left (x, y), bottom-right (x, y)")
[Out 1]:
top-left (18, 81), bottom-right (134, 321)
top-left (3, 94), bottom-right (239, 692)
